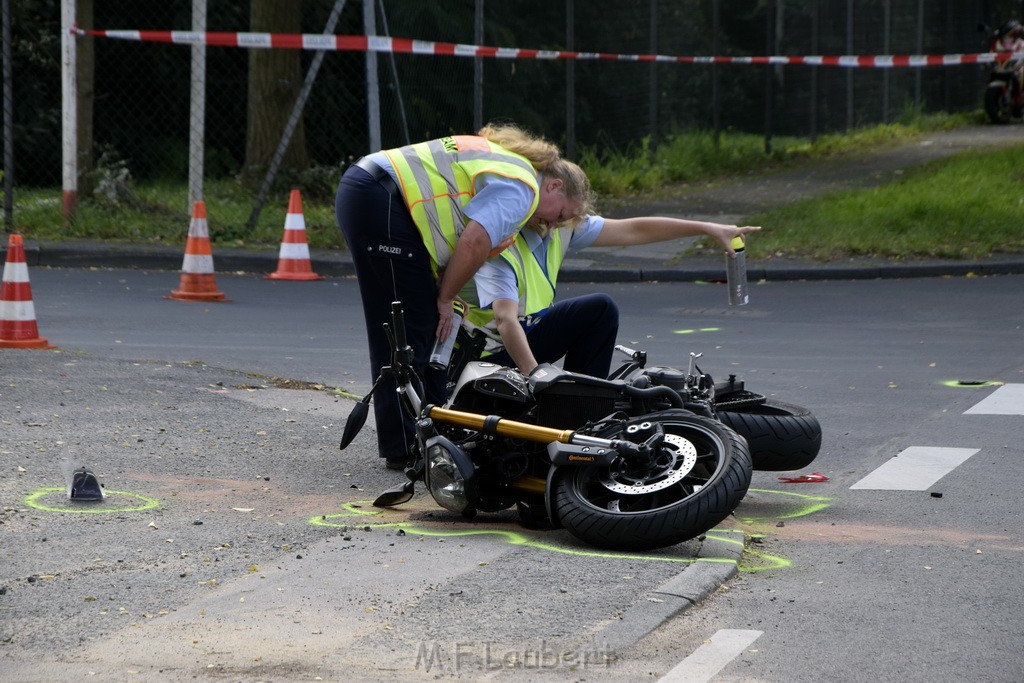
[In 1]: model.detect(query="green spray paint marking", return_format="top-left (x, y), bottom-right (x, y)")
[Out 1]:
top-left (673, 328), bottom-right (721, 335)
top-left (940, 379), bottom-right (1003, 388)
top-left (737, 487), bottom-right (832, 524)
top-left (308, 488), bottom-right (828, 572)
top-left (309, 503), bottom-right (733, 566)
top-left (24, 487), bottom-right (160, 514)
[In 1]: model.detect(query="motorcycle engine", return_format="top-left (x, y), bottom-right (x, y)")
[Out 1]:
top-left (640, 366), bottom-right (690, 391)
top-left (448, 362), bottom-right (532, 416)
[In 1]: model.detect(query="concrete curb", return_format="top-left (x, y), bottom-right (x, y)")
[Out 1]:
top-left (558, 260), bottom-right (1024, 283)
top-left (10, 239), bottom-right (1024, 283)
top-left (585, 527), bottom-right (744, 653)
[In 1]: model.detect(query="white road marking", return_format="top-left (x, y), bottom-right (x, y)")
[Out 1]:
top-left (850, 446), bottom-right (979, 490)
top-left (964, 383), bottom-right (1024, 415)
top-left (657, 629), bottom-right (762, 683)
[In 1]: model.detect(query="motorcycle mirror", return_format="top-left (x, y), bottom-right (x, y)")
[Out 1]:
top-left (373, 480), bottom-right (415, 507)
top-left (339, 399), bottom-right (370, 450)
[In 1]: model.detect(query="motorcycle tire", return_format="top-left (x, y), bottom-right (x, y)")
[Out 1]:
top-left (985, 85), bottom-right (1012, 124)
top-left (717, 399), bottom-right (822, 472)
top-left (553, 411), bottom-right (752, 552)
top-left (516, 499), bottom-right (559, 530)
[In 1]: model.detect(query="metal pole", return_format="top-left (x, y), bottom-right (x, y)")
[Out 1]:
top-left (474, 0), bottom-right (483, 131)
top-left (712, 0), bottom-right (720, 147)
top-left (2, 0), bottom-right (13, 230)
top-left (364, 0), bottom-right (380, 152)
top-left (763, 1), bottom-right (775, 155)
top-left (565, 0), bottom-right (575, 159)
top-left (188, 0), bottom-right (206, 210)
top-left (376, 0), bottom-right (409, 145)
top-left (648, 0), bottom-right (657, 147)
top-left (846, 0), bottom-right (854, 131)
top-left (246, 0), bottom-right (348, 232)
top-left (882, 0), bottom-right (890, 123)
top-left (810, 1), bottom-right (818, 141)
top-left (61, 0), bottom-right (77, 225)
top-left (914, 0), bottom-right (924, 109)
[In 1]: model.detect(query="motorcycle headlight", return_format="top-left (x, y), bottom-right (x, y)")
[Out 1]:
top-left (424, 436), bottom-right (477, 514)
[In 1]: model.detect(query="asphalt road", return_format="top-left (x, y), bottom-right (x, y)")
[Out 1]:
top-left (1, 268), bottom-right (1022, 681)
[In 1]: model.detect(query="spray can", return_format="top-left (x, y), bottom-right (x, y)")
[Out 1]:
top-left (726, 236), bottom-right (748, 306)
top-left (429, 300), bottom-right (467, 369)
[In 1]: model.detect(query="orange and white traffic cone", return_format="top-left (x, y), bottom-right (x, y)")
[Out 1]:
top-left (167, 201), bottom-right (229, 302)
top-left (265, 190), bottom-right (324, 281)
top-left (0, 233), bottom-right (55, 349)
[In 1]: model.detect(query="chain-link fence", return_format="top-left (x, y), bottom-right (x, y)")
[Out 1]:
top-left (4, 0), bottom-right (1024, 246)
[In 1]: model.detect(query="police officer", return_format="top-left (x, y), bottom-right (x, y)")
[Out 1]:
top-left (466, 216), bottom-right (761, 378)
top-left (335, 124), bottom-right (590, 469)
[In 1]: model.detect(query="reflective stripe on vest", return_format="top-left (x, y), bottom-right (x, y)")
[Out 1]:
top-left (383, 136), bottom-right (540, 271)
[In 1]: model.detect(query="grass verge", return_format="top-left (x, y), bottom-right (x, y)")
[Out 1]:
top-left (745, 142), bottom-right (1024, 261)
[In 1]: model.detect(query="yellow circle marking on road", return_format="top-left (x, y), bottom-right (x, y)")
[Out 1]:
top-left (24, 487), bottom-right (160, 513)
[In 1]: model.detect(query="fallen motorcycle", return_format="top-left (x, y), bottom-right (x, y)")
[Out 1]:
top-left (340, 302), bottom-right (753, 551)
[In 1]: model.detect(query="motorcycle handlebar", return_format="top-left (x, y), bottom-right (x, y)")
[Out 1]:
top-left (390, 301), bottom-right (408, 351)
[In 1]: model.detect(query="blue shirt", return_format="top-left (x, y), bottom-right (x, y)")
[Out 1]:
top-left (474, 215), bottom-right (606, 309)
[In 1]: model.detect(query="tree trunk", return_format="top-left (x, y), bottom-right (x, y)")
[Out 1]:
top-left (244, 0), bottom-right (308, 180)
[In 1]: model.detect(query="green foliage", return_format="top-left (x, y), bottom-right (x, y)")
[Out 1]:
top-left (11, 178), bottom-right (345, 251)
top-left (748, 143), bottom-right (1024, 260)
top-left (580, 131), bottom-right (785, 197)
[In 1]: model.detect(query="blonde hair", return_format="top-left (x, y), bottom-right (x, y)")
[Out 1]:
top-left (478, 122), bottom-right (560, 171)
top-left (479, 123), bottom-right (593, 236)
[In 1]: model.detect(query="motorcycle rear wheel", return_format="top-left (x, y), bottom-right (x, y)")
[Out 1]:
top-left (554, 411), bottom-right (751, 551)
top-left (717, 399), bottom-right (822, 472)
top-left (985, 85), bottom-right (1013, 124)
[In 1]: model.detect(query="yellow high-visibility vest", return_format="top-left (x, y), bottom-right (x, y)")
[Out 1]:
top-left (384, 135), bottom-right (540, 271)
top-left (464, 226), bottom-right (573, 354)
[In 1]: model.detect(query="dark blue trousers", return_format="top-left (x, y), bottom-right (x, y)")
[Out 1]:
top-left (335, 166), bottom-right (447, 460)
top-left (485, 293), bottom-right (620, 378)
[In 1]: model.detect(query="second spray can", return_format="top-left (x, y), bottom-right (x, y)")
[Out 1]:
top-left (429, 300), bottom-right (467, 369)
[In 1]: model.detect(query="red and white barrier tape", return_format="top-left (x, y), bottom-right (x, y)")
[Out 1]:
top-left (74, 28), bottom-right (1023, 67)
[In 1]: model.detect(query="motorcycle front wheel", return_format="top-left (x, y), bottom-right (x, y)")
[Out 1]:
top-left (717, 399), bottom-right (822, 472)
top-left (553, 411), bottom-right (752, 551)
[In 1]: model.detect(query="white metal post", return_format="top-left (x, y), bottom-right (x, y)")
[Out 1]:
top-left (364, 0), bottom-right (380, 151)
top-left (188, 0), bottom-right (207, 210)
top-left (61, 0), bottom-right (77, 224)
top-left (2, 0), bottom-right (13, 229)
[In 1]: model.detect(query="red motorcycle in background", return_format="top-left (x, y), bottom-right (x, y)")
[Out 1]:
top-left (982, 20), bottom-right (1024, 124)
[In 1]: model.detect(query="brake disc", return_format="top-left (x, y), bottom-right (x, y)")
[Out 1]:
top-left (599, 433), bottom-right (698, 494)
